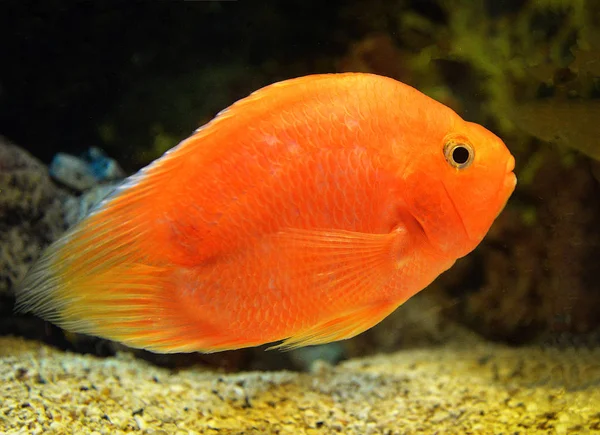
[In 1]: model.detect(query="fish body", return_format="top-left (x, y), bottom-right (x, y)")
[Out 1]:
top-left (16, 73), bottom-right (516, 353)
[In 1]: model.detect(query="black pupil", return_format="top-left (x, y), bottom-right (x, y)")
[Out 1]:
top-left (452, 146), bottom-right (470, 165)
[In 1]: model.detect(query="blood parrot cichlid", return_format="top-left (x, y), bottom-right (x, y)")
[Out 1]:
top-left (16, 73), bottom-right (516, 353)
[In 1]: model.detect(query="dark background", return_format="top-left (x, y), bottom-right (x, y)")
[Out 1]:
top-left (0, 0), bottom-right (409, 167)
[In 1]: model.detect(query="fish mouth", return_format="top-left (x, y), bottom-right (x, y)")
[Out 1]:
top-left (506, 154), bottom-right (515, 173)
top-left (505, 172), bottom-right (517, 191)
top-left (495, 155), bottom-right (517, 219)
top-left (504, 155), bottom-right (517, 192)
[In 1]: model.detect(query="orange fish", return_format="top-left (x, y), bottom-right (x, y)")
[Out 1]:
top-left (16, 73), bottom-right (516, 353)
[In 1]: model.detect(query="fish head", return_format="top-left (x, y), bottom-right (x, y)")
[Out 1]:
top-left (401, 118), bottom-right (516, 258)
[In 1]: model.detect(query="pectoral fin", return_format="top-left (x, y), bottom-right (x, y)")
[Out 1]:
top-left (263, 227), bottom-right (408, 349)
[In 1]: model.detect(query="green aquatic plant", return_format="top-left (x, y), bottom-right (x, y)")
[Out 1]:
top-left (379, 0), bottom-right (600, 342)
top-left (512, 100), bottom-right (600, 162)
top-left (440, 0), bottom-right (599, 160)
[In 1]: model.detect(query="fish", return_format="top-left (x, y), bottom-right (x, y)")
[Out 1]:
top-left (15, 73), bottom-right (516, 353)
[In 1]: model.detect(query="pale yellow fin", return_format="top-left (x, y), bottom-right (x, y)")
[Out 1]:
top-left (13, 162), bottom-right (230, 353)
top-left (269, 301), bottom-right (399, 350)
top-left (16, 238), bottom-right (244, 353)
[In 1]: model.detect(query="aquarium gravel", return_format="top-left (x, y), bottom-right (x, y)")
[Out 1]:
top-left (1, 336), bottom-right (598, 434)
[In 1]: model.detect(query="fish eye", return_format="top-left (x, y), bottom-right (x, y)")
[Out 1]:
top-left (444, 139), bottom-right (474, 169)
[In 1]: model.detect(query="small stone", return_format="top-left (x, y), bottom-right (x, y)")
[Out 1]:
top-left (134, 415), bottom-right (146, 430)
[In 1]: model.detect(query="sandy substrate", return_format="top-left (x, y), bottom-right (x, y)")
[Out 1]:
top-left (1, 336), bottom-right (599, 434)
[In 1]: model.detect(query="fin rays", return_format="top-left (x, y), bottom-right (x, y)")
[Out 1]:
top-left (270, 302), bottom-right (398, 350)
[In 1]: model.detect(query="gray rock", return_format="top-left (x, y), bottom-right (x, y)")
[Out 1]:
top-left (0, 137), bottom-right (72, 297)
top-left (63, 182), bottom-right (119, 227)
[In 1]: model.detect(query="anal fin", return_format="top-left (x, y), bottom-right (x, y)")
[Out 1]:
top-left (269, 301), bottom-right (399, 350)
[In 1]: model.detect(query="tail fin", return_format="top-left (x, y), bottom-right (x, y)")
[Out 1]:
top-left (14, 156), bottom-right (236, 353)
top-left (15, 198), bottom-right (236, 353)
